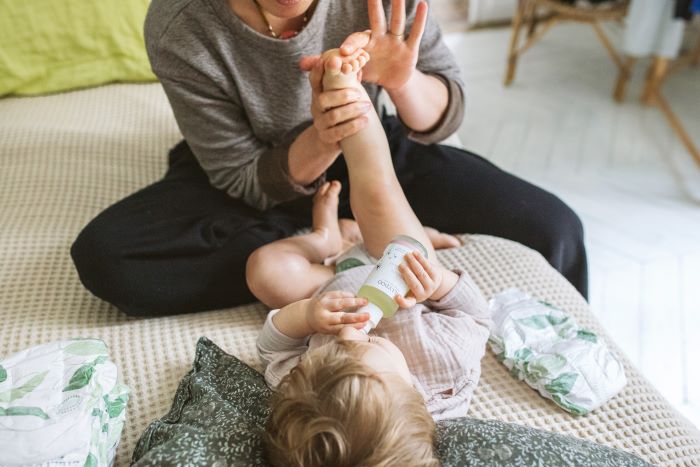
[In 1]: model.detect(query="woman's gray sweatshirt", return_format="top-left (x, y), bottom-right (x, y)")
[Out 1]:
top-left (144, 0), bottom-right (465, 210)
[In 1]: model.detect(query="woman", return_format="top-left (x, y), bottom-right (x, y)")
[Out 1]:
top-left (70, 0), bottom-right (587, 316)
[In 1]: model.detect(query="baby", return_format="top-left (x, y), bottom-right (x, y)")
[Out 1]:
top-left (252, 48), bottom-right (492, 467)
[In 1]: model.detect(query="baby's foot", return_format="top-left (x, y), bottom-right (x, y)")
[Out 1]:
top-left (424, 226), bottom-right (462, 250)
top-left (321, 48), bottom-right (370, 91)
top-left (312, 180), bottom-right (344, 259)
top-left (339, 218), bottom-right (363, 250)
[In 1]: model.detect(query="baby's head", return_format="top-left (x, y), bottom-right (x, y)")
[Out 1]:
top-left (265, 328), bottom-right (439, 467)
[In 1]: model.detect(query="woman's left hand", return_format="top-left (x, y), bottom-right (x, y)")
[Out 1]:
top-left (300, 0), bottom-right (428, 91)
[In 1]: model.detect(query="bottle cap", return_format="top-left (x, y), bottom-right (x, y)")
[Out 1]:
top-left (356, 302), bottom-right (382, 334)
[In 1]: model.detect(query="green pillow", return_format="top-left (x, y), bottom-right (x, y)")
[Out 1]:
top-left (0, 0), bottom-right (156, 97)
top-left (132, 338), bottom-right (652, 467)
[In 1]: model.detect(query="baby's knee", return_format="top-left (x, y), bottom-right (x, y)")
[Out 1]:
top-left (246, 246), bottom-right (303, 306)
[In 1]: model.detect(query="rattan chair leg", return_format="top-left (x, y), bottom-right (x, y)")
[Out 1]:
top-left (505, 0), bottom-right (527, 86)
top-left (613, 56), bottom-right (636, 102)
top-left (591, 21), bottom-right (624, 69)
top-left (655, 90), bottom-right (700, 166)
top-left (641, 57), bottom-right (668, 106)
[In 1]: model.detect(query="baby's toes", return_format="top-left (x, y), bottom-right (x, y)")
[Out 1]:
top-left (324, 55), bottom-right (342, 74)
top-left (328, 180), bottom-right (342, 196)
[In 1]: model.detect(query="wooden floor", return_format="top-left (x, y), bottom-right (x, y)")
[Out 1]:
top-left (444, 23), bottom-right (700, 428)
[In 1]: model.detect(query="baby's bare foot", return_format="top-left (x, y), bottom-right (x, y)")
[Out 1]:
top-left (321, 48), bottom-right (370, 91)
top-left (312, 180), bottom-right (344, 259)
top-left (339, 218), bottom-right (363, 250)
top-left (424, 226), bottom-right (462, 249)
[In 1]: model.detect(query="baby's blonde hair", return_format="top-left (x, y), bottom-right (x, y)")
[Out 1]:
top-left (265, 340), bottom-right (439, 467)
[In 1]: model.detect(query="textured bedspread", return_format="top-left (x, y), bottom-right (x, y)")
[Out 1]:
top-left (1, 83), bottom-right (699, 465)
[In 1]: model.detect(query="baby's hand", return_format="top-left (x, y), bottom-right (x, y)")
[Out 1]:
top-left (305, 291), bottom-right (369, 335)
top-left (395, 251), bottom-right (444, 308)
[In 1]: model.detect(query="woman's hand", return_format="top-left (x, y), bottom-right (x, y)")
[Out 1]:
top-left (395, 251), bottom-right (444, 308)
top-left (308, 58), bottom-right (372, 151)
top-left (305, 291), bottom-right (370, 335)
top-left (301, 0), bottom-right (428, 91)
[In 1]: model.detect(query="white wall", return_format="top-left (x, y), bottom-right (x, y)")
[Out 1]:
top-left (467, 0), bottom-right (516, 26)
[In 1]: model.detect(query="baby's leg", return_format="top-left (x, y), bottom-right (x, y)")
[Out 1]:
top-left (321, 49), bottom-right (435, 260)
top-left (246, 181), bottom-right (342, 308)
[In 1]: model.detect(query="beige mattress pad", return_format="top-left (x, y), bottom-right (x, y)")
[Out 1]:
top-left (1, 83), bottom-right (699, 466)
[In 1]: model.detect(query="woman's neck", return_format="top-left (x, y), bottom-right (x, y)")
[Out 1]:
top-left (228, 0), bottom-right (310, 38)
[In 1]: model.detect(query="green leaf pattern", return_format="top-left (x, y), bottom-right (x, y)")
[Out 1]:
top-left (489, 289), bottom-right (626, 416)
top-left (84, 453), bottom-right (98, 467)
top-left (0, 339), bottom-right (128, 467)
top-left (545, 372), bottom-right (578, 395)
top-left (63, 364), bottom-right (96, 392)
top-left (105, 395), bottom-right (128, 418)
top-left (63, 356), bottom-right (107, 392)
top-left (577, 329), bottom-right (598, 343)
top-left (0, 371), bottom-right (48, 403)
top-left (65, 340), bottom-right (107, 356)
top-left (516, 313), bottom-right (569, 330)
top-left (0, 405), bottom-right (50, 419)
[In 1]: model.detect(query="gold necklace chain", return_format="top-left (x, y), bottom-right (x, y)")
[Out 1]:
top-left (251, 0), bottom-right (311, 39)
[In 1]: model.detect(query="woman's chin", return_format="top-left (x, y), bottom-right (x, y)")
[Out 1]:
top-left (262, 0), bottom-right (311, 18)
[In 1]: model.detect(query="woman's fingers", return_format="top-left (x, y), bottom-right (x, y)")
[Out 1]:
top-left (367, 0), bottom-right (387, 34)
top-left (319, 114), bottom-right (369, 144)
top-left (299, 54), bottom-right (321, 71)
top-left (322, 100), bottom-right (372, 127)
top-left (340, 30), bottom-right (372, 55)
top-left (308, 60), bottom-right (324, 95)
top-left (406, 0), bottom-right (428, 51)
top-left (389, 0), bottom-right (406, 35)
top-left (317, 88), bottom-right (362, 112)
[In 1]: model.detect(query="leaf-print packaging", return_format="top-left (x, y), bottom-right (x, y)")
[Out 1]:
top-left (0, 339), bottom-right (129, 466)
top-left (488, 289), bottom-right (626, 415)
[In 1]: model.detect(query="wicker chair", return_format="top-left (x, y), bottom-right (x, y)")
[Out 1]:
top-left (504, 0), bottom-right (629, 86)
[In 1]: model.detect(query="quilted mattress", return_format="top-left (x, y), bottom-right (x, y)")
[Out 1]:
top-left (0, 83), bottom-right (699, 466)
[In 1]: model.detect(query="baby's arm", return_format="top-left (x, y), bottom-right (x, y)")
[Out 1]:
top-left (424, 270), bottom-right (492, 329)
top-left (394, 250), bottom-right (460, 309)
top-left (271, 291), bottom-right (369, 339)
top-left (394, 250), bottom-right (490, 329)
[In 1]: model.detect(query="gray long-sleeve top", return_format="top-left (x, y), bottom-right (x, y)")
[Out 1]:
top-left (144, 0), bottom-right (465, 210)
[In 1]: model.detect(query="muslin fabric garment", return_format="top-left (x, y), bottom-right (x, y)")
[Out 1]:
top-left (256, 264), bottom-right (492, 421)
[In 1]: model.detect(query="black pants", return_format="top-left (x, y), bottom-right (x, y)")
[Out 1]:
top-left (71, 117), bottom-right (588, 316)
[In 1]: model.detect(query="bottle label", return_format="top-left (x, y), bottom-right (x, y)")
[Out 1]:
top-left (362, 242), bottom-right (417, 303)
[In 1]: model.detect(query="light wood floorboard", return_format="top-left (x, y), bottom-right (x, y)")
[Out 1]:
top-left (445, 23), bottom-right (700, 428)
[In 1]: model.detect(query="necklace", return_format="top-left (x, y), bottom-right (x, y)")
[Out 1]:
top-left (252, 0), bottom-right (311, 39)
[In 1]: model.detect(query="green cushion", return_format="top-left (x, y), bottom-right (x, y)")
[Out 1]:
top-left (132, 337), bottom-right (652, 467)
top-left (0, 0), bottom-right (156, 97)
